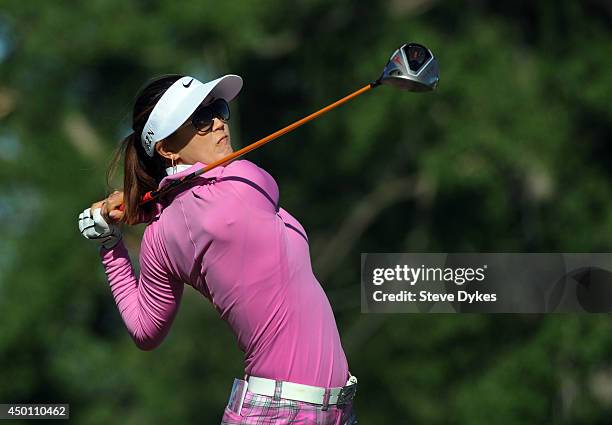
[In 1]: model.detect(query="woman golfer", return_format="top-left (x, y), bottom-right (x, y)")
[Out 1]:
top-left (78, 74), bottom-right (357, 425)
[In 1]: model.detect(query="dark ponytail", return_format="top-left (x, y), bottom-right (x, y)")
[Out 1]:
top-left (107, 74), bottom-right (184, 225)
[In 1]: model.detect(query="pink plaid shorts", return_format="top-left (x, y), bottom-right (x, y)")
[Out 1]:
top-left (220, 389), bottom-right (358, 425)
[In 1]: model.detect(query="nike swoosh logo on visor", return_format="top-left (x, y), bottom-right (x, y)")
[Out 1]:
top-left (183, 79), bottom-right (194, 88)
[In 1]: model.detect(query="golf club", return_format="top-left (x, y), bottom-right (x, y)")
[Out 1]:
top-left (138, 42), bottom-right (439, 205)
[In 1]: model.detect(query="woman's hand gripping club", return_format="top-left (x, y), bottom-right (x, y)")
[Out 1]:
top-left (78, 191), bottom-right (125, 249)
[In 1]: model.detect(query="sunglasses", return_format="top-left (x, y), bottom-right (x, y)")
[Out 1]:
top-left (184, 98), bottom-right (230, 134)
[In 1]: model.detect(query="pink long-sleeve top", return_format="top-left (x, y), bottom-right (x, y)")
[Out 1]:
top-left (99, 160), bottom-right (349, 388)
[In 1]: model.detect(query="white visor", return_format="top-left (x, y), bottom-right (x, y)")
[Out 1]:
top-left (141, 74), bottom-right (243, 157)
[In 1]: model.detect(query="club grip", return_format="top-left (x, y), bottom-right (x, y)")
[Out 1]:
top-left (142, 191), bottom-right (155, 204)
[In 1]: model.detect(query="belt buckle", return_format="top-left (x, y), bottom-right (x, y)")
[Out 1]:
top-left (336, 383), bottom-right (357, 405)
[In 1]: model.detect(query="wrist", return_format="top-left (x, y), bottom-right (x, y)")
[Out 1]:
top-left (100, 233), bottom-right (122, 250)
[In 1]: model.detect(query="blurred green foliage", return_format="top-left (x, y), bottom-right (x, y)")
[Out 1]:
top-left (0, 0), bottom-right (611, 424)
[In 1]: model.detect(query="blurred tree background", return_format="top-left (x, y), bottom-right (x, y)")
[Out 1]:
top-left (1, 0), bottom-right (611, 424)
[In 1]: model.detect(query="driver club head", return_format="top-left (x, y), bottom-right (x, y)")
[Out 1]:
top-left (377, 43), bottom-right (439, 92)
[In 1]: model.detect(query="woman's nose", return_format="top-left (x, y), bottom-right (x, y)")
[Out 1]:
top-left (212, 117), bottom-right (225, 131)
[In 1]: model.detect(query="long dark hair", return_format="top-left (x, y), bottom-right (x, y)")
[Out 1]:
top-left (107, 74), bottom-right (184, 225)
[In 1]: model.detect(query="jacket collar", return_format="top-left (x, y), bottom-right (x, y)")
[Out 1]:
top-left (165, 164), bottom-right (193, 175)
top-left (157, 162), bottom-right (226, 190)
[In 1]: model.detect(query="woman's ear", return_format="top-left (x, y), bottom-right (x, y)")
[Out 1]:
top-left (155, 140), bottom-right (176, 161)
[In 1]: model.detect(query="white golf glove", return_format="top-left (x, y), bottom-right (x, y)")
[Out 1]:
top-left (78, 207), bottom-right (122, 249)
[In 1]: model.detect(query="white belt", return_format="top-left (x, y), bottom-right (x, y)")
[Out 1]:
top-left (246, 375), bottom-right (357, 406)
